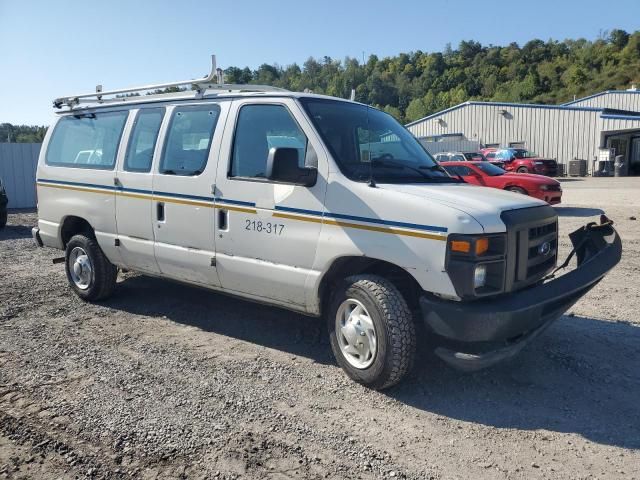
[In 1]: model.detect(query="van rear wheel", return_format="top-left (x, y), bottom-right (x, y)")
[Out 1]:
top-left (328, 275), bottom-right (416, 390)
top-left (65, 233), bottom-right (117, 301)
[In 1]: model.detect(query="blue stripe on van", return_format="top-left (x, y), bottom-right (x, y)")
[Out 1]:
top-left (152, 189), bottom-right (214, 203)
top-left (37, 178), bottom-right (254, 207)
top-left (37, 178), bottom-right (118, 191)
top-left (38, 178), bottom-right (448, 234)
top-left (327, 212), bottom-right (448, 233)
top-left (275, 205), bottom-right (448, 233)
top-left (214, 197), bottom-right (256, 207)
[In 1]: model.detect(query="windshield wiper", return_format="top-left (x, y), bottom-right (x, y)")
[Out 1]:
top-left (367, 159), bottom-right (464, 183)
top-left (372, 159), bottom-right (432, 179)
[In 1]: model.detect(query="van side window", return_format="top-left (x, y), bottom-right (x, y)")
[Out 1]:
top-left (160, 105), bottom-right (220, 176)
top-left (45, 111), bottom-right (128, 169)
top-left (230, 105), bottom-right (307, 179)
top-left (124, 108), bottom-right (164, 172)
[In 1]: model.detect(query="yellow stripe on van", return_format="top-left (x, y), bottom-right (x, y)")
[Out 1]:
top-left (151, 194), bottom-right (213, 208)
top-left (273, 211), bottom-right (324, 224)
top-left (37, 182), bottom-right (111, 196)
top-left (37, 180), bottom-right (445, 240)
top-left (216, 204), bottom-right (258, 214)
top-left (274, 211), bottom-right (446, 241)
top-left (325, 219), bottom-right (447, 241)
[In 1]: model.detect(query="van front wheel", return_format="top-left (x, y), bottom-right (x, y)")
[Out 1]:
top-left (328, 275), bottom-right (416, 390)
top-left (65, 234), bottom-right (117, 301)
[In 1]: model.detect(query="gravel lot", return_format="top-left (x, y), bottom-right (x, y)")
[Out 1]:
top-left (1, 177), bottom-right (639, 479)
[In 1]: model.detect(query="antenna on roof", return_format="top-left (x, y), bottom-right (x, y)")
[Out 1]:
top-left (53, 54), bottom-right (287, 109)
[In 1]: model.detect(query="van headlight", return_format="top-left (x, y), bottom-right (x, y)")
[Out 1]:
top-left (474, 264), bottom-right (487, 288)
top-left (446, 234), bottom-right (507, 299)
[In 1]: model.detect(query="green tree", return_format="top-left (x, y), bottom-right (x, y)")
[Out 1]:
top-left (405, 98), bottom-right (429, 122)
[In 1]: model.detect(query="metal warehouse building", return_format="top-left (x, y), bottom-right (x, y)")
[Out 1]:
top-left (406, 89), bottom-right (640, 176)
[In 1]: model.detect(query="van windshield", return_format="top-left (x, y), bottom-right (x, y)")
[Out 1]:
top-left (299, 98), bottom-right (459, 184)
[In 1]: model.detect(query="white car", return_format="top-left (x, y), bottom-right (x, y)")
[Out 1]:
top-left (32, 58), bottom-right (621, 389)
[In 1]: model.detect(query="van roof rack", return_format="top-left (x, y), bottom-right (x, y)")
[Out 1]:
top-left (53, 55), bottom-right (289, 109)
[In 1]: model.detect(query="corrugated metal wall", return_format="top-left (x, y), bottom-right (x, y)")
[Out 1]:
top-left (418, 139), bottom-right (480, 154)
top-left (407, 103), bottom-right (640, 167)
top-left (0, 143), bottom-right (41, 209)
top-left (565, 91), bottom-right (640, 111)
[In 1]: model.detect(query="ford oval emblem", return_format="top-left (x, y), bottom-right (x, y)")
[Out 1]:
top-left (538, 241), bottom-right (551, 256)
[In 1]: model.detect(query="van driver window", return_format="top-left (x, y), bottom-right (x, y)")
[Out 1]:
top-left (230, 104), bottom-right (307, 179)
top-left (160, 105), bottom-right (220, 176)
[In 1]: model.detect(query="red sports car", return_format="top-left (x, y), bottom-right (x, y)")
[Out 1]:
top-left (441, 161), bottom-right (562, 205)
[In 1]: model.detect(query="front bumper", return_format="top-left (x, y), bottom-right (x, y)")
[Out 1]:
top-left (420, 218), bottom-right (622, 371)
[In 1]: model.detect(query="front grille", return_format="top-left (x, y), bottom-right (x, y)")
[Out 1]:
top-left (501, 206), bottom-right (559, 292)
top-left (530, 221), bottom-right (557, 239)
top-left (543, 184), bottom-right (561, 192)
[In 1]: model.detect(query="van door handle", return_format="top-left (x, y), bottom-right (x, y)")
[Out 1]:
top-left (157, 202), bottom-right (165, 222)
top-left (218, 209), bottom-right (228, 231)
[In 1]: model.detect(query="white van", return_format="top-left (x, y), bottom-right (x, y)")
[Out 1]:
top-left (33, 58), bottom-right (621, 389)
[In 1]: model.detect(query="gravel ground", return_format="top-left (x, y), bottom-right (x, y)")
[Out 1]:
top-left (1, 177), bottom-right (639, 479)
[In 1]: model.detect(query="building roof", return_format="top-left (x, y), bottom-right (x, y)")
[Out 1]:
top-left (562, 89), bottom-right (640, 106)
top-left (405, 99), bottom-right (640, 127)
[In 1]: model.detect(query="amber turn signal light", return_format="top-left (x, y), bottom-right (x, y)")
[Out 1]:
top-left (475, 237), bottom-right (489, 255)
top-left (450, 240), bottom-right (471, 253)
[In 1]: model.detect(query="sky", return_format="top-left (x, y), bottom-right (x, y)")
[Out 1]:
top-left (1, 0), bottom-right (638, 125)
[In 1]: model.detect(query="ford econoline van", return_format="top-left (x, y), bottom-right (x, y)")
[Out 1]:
top-left (33, 58), bottom-right (621, 389)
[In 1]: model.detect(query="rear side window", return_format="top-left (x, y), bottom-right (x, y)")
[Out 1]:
top-left (160, 105), bottom-right (220, 176)
top-left (46, 111), bottom-right (128, 169)
top-left (230, 104), bottom-right (307, 179)
top-left (124, 108), bottom-right (164, 172)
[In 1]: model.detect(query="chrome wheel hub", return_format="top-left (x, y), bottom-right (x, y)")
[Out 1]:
top-left (68, 247), bottom-right (92, 290)
top-left (336, 299), bottom-right (377, 369)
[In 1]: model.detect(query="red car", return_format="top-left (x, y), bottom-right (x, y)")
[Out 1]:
top-left (488, 148), bottom-right (558, 176)
top-left (441, 161), bottom-right (562, 205)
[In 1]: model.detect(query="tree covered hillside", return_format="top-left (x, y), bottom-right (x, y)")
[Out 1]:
top-left (225, 29), bottom-right (640, 123)
top-left (3, 30), bottom-right (639, 139)
top-left (0, 123), bottom-right (47, 143)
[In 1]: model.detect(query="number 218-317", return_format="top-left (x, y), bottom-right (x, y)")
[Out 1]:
top-left (245, 219), bottom-right (285, 235)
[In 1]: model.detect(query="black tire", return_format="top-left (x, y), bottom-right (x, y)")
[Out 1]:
top-left (506, 186), bottom-right (528, 195)
top-left (0, 209), bottom-right (6, 230)
top-left (328, 274), bottom-right (416, 390)
top-left (65, 233), bottom-right (117, 301)
top-left (516, 166), bottom-right (529, 173)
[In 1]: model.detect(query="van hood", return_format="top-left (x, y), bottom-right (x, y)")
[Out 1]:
top-left (378, 183), bottom-right (547, 233)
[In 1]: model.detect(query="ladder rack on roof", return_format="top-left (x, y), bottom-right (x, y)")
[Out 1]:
top-left (53, 55), bottom-right (288, 109)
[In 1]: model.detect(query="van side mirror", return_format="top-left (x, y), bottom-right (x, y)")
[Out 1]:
top-left (266, 147), bottom-right (317, 186)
